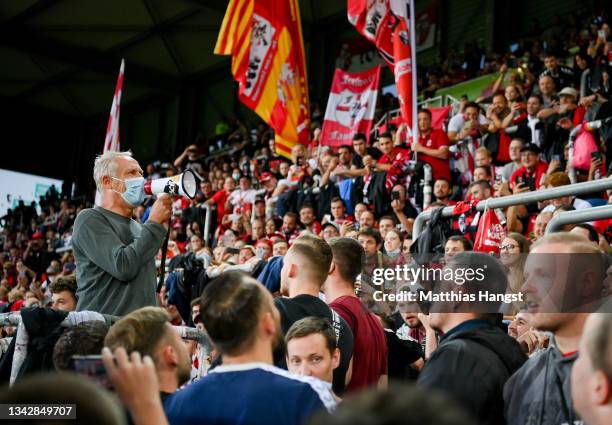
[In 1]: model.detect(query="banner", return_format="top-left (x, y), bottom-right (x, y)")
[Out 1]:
top-left (320, 65), bottom-right (381, 148)
top-left (391, 1), bottom-right (416, 132)
top-left (348, 0), bottom-right (418, 139)
top-left (215, 0), bottom-right (310, 159)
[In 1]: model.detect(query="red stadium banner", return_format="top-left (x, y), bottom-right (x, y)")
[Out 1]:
top-left (320, 65), bottom-right (381, 148)
top-left (348, 0), bottom-right (418, 138)
top-left (214, 0), bottom-right (310, 159)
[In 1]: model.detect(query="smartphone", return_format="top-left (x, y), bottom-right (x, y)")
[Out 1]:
top-left (225, 247), bottom-right (240, 255)
top-left (391, 191), bottom-right (401, 201)
top-left (591, 151), bottom-right (602, 161)
top-left (71, 355), bottom-right (113, 390)
top-left (552, 154), bottom-right (561, 161)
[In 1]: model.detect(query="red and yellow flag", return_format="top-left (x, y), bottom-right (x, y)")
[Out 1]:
top-left (215, 0), bottom-right (310, 158)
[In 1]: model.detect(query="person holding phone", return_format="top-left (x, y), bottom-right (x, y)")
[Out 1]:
top-left (509, 143), bottom-right (548, 192)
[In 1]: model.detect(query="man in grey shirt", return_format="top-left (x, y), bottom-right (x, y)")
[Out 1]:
top-left (72, 151), bottom-right (172, 316)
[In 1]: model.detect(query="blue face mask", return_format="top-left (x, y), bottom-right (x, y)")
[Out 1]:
top-left (112, 177), bottom-right (145, 207)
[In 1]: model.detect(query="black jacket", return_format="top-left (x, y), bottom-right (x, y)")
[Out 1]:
top-left (503, 339), bottom-right (580, 425)
top-left (0, 308), bottom-right (68, 384)
top-left (417, 320), bottom-right (527, 425)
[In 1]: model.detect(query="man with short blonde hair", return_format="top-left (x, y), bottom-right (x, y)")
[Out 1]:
top-left (278, 235), bottom-right (354, 395)
top-left (105, 306), bottom-right (191, 397)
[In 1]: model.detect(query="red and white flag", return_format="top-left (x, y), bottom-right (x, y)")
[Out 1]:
top-left (104, 59), bottom-right (125, 153)
top-left (320, 65), bottom-right (381, 148)
top-left (348, 0), bottom-right (418, 139)
top-left (96, 59), bottom-right (124, 205)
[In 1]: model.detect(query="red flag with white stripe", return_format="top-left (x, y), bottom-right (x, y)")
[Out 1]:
top-left (95, 59), bottom-right (124, 205)
top-left (347, 0), bottom-right (418, 140)
top-left (104, 59), bottom-right (125, 153)
top-left (320, 65), bottom-right (381, 148)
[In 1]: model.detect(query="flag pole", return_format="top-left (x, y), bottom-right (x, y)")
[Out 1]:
top-left (409, 0), bottom-right (418, 145)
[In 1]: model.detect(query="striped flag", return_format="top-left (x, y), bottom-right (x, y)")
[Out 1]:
top-left (95, 59), bottom-right (124, 205)
top-left (104, 59), bottom-right (125, 153)
top-left (215, 0), bottom-right (310, 159)
top-left (320, 66), bottom-right (381, 148)
top-left (348, 0), bottom-right (418, 141)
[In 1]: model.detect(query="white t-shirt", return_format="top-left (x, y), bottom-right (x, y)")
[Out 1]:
top-left (527, 115), bottom-right (543, 146)
top-left (229, 189), bottom-right (256, 207)
top-left (447, 113), bottom-right (489, 133)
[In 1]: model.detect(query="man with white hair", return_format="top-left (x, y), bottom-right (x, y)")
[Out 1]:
top-left (72, 151), bottom-right (172, 315)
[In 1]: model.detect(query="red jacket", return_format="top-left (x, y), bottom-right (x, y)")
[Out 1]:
top-left (510, 161), bottom-right (548, 190)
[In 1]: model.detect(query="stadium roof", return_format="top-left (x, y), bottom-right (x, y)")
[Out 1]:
top-left (0, 0), bottom-right (346, 116)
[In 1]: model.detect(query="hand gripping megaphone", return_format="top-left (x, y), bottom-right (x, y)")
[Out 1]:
top-left (144, 169), bottom-right (198, 199)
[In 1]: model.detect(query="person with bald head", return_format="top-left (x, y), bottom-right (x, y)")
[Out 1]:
top-left (504, 232), bottom-right (606, 425)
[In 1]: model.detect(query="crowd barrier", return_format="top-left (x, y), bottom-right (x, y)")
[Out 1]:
top-left (0, 311), bottom-right (212, 387)
top-left (412, 178), bottom-right (612, 239)
top-left (546, 204), bottom-right (612, 234)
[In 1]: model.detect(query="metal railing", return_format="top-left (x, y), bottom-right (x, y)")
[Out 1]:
top-left (412, 178), bottom-right (612, 239)
top-left (202, 203), bottom-right (212, 247)
top-left (0, 311), bottom-right (213, 386)
top-left (546, 204), bottom-right (612, 234)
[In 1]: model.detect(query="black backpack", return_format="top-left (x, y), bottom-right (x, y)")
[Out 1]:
top-left (410, 207), bottom-right (453, 265)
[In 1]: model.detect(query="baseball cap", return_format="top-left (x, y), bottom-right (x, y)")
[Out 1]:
top-left (259, 172), bottom-right (273, 183)
top-left (242, 245), bottom-right (256, 255)
top-left (520, 143), bottom-right (540, 154)
top-left (46, 265), bottom-right (61, 275)
top-left (32, 232), bottom-right (44, 240)
top-left (322, 222), bottom-right (340, 233)
top-left (559, 87), bottom-right (577, 98)
top-left (256, 238), bottom-right (273, 249)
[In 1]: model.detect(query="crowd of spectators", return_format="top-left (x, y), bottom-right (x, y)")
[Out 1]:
top-left (0, 8), bottom-right (611, 425)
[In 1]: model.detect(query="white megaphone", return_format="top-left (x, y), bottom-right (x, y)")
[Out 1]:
top-left (144, 169), bottom-right (198, 199)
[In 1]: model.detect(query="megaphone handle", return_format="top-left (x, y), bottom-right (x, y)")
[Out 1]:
top-left (156, 219), bottom-right (171, 293)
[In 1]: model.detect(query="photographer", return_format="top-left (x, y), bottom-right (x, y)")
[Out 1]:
top-left (72, 151), bottom-right (172, 316)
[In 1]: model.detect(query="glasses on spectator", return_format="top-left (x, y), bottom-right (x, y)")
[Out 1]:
top-left (500, 244), bottom-right (519, 251)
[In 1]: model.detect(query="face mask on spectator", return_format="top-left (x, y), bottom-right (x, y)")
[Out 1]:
top-left (232, 173), bottom-right (241, 181)
top-left (111, 177), bottom-right (145, 207)
top-left (387, 247), bottom-right (401, 257)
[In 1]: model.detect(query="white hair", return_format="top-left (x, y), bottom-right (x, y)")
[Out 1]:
top-left (93, 150), bottom-right (133, 190)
